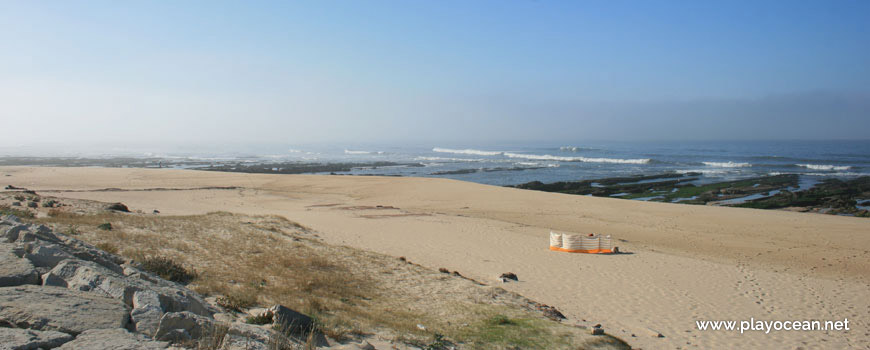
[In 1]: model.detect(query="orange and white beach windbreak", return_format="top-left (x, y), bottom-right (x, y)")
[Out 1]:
top-left (549, 231), bottom-right (613, 254)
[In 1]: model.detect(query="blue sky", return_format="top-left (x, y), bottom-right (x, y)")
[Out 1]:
top-left (1, 1), bottom-right (868, 148)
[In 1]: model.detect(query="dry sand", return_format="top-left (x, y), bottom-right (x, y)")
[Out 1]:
top-left (4, 166), bottom-right (869, 349)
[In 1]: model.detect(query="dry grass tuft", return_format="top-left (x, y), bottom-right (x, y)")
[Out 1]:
top-left (140, 256), bottom-right (197, 284)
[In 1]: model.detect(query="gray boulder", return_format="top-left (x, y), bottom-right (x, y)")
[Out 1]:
top-left (0, 245), bottom-right (39, 287)
top-left (0, 285), bottom-right (130, 335)
top-left (270, 304), bottom-right (315, 334)
top-left (222, 323), bottom-right (285, 350)
top-left (42, 259), bottom-right (214, 317)
top-left (131, 290), bottom-right (164, 336)
top-left (1, 224), bottom-right (29, 243)
top-left (268, 304), bottom-right (328, 346)
top-left (23, 243), bottom-right (74, 269)
top-left (0, 327), bottom-right (74, 350)
top-left (154, 311), bottom-right (215, 342)
top-left (7, 222), bottom-right (124, 274)
top-left (56, 328), bottom-right (168, 350)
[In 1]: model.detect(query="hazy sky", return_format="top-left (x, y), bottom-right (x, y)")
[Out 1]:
top-left (1, 1), bottom-right (868, 149)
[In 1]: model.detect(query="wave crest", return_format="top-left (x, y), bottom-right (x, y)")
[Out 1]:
top-left (432, 148), bottom-right (503, 156)
top-left (503, 152), bottom-right (650, 164)
top-left (432, 147), bottom-right (649, 164)
top-left (344, 149), bottom-right (384, 155)
top-left (702, 161), bottom-right (751, 168)
top-left (796, 164), bottom-right (851, 171)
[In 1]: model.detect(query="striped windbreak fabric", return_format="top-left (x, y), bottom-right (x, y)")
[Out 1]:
top-left (549, 231), bottom-right (613, 253)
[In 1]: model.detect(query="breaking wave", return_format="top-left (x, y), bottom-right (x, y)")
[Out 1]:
top-left (559, 146), bottom-right (599, 152)
top-left (432, 148), bottom-right (503, 156)
top-left (344, 149), bottom-right (384, 155)
top-left (796, 164), bottom-right (852, 171)
top-left (503, 152), bottom-right (650, 164)
top-left (702, 161), bottom-right (751, 168)
top-left (432, 147), bottom-right (650, 164)
top-left (415, 156), bottom-right (490, 162)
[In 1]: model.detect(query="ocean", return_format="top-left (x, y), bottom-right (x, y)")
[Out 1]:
top-left (137, 140), bottom-right (870, 187)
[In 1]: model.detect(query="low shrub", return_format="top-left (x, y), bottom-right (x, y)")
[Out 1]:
top-left (215, 292), bottom-right (257, 313)
top-left (141, 256), bottom-right (197, 284)
top-left (95, 242), bottom-right (119, 255)
top-left (97, 222), bottom-right (113, 230)
top-left (0, 205), bottom-right (35, 219)
top-left (246, 312), bottom-right (273, 325)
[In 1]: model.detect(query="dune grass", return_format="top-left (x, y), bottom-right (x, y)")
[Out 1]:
top-left (30, 207), bottom-right (628, 349)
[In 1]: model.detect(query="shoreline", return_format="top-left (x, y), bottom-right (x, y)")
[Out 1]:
top-left (5, 156), bottom-right (868, 217)
top-left (2, 166), bottom-right (868, 349)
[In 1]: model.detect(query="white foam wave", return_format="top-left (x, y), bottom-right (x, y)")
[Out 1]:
top-left (344, 149), bottom-right (384, 155)
top-left (702, 161), bottom-right (751, 168)
top-left (796, 164), bottom-right (851, 171)
top-left (503, 152), bottom-right (650, 164)
top-left (414, 156), bottom-right (488, 162)
top-left (432, 147), bottom-right (503, 156)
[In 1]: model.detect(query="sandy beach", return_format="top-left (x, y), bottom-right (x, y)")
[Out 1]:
top-left (4, 166), bottom-right (868, 349)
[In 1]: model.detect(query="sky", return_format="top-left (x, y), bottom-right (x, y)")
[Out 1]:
top-left (1, 1), bottom-right (868, 150)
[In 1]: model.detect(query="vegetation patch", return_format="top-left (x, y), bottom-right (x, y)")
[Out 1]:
top-left (24, 202), bottom-right (628, 349)
top-left (0, 205), bottom-right (35, 219)
top-left (246, 312), bottom-right (274, 325)
top-left (140, 256), bottom-right (197, 284)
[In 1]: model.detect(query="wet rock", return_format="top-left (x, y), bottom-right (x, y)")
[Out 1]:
top-left (57, 328), bottom-right (168, 350)
top-left (0, 327), bottom-right (74, 350)
top-left (0, 285), bottom-right (130, 335)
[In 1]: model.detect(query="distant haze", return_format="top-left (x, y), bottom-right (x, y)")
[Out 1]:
top-left (1, 1), bottom-right (868, 151)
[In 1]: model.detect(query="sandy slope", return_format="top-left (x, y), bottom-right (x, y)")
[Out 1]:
top-left (4, 166), bottom-right (869, 350)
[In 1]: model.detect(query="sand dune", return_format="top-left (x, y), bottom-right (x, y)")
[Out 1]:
top-left (4, 166), bottom-right (868, 349)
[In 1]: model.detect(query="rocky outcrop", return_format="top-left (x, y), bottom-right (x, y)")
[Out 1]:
top-left (154, 311), bottom-right (215, 342)
top-left (0, 215), bottom-right (325, 349)
top-left (0, 327), bottom-right (73, 350)
top-left (56, 328), bottom-right (168, 350)
top-left (0, 285), bottom-right (130, 335)
top-left (41, 258), bottom-right (214, 318)
top-left (0, 245), bottom-right (39, 287)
